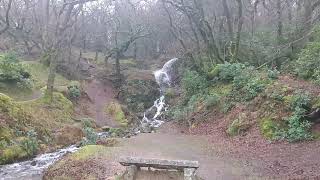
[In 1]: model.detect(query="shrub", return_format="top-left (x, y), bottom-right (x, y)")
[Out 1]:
top-left (0, 53), bottom-right (31, 88)
top-left (284, 91), bottom-right (311, 111)
top-left (267, 69), bottom-right (280, 79)
top-left (209, 63), bottom-right (246, 82)
top-left (20, 130), bottom-right (38, 157)
top-left (182, 71), bottom-right (208, 98)
top-left (204, 94), bottom-right (220, 109)
top-left (283, 108), bottom-right (313, 142)
top-left (295, 42), bottom-right (320, 79)
top-left (80, 127), bottom-right (98, 146)
top-left (67, 82), bottom-right (81, 100)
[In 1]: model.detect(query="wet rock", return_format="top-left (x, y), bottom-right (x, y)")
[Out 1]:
top-left (119, 79), bottom-right (160, 114)
top-left (145, 107), bottom-right (157, 119)
top-left (31, 161), bottom-right (37, 166)
top-left (140, 123), bottom-right (152, 133)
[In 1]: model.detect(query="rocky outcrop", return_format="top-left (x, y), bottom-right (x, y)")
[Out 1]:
top-left (119, 79), bottom-right (160, 114)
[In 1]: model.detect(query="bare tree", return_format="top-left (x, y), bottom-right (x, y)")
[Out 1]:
top-left (0, 0), bottom-right (13, 35)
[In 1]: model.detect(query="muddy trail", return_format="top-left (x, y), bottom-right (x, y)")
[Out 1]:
top-left (75, 79), bottom-right (120, 127)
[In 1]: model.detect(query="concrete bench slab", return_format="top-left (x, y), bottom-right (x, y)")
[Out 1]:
top-left (119, 157), bottom-right (200, 180)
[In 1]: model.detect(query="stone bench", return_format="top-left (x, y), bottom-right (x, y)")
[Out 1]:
top-left (119, 157), bottom-right (199, 180)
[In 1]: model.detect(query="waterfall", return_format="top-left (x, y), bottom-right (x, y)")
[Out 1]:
top-left (140, 58), bottom-right (179, 132)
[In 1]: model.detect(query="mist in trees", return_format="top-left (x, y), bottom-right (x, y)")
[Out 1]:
top-left (1, 0), bottom-right (320, 100)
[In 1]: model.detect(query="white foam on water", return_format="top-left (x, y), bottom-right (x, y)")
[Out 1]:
top-left (142, 58), bottom-right (179, 129)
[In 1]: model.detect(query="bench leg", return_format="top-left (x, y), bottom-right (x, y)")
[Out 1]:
top-left (184, 168), bottom-right (196, 180)
top-left (123, 165), bottom-right (138, 180)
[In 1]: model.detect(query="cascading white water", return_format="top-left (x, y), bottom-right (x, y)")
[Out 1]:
top-left (0, 132), bottom-right (109, 180)
top-left (141, 58), bottom-right (179, 131)
top-left (0, 145), bottom-right (79, 180)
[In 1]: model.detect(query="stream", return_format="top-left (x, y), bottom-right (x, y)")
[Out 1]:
top-left (0, 58), bottom-right (179, 180)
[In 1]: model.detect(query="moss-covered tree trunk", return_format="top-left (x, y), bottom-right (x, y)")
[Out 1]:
top-left (46, 52), bottom-right (57, 102)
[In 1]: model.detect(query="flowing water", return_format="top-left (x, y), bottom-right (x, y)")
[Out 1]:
top-left (141, 58), bottom-right (179, 130)
top-left (0, 132), bottom-right (109, 180)
top-left (0, 146), bottom-right (79, 180)
top-left (0, 58), bottom-right (180, 179)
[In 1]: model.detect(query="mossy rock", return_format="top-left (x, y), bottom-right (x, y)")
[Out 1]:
top-left (119, 79), bottom-right (160, 113)
top-left (105, 102), bottom-right (128, 127)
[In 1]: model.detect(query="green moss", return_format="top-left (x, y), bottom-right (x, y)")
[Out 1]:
top-left (0, 145), bottom-right (28, 164)
top-left (259, 117), bottom-right (278, 140)
top-left (208, 84), bottom-right (232, 96)
top-left (19, 92), bottom-right (73, 137)
top-left (0, 93), bottom-right (30, 125)
top-left (164, 88), bottom-right (175, 100)
top-left (0, 127), bottom-right (12, 143)
top-left (72, 145), bottom-right (108, 160)
top-left (106, 102), bottom-right (128, 127)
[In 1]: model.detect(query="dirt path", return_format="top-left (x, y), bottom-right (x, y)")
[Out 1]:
top-left (114, 131), bottom-right (269, 180)
top-left (81, 79), bottom-right (120, 127)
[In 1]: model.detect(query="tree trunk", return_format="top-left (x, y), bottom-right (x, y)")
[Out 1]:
top-left (221, 0), bottom-right (234, 41)
top-left (46, 52), bottom-right (57, 102)
top-left (133, 42), bottom-right (138, 60)
top-left (115, 51), bottom-right (121, 88)
top-left (277, 0), bottom-right (283, 44)
top-left (233, 0), bottom-right (243, 62)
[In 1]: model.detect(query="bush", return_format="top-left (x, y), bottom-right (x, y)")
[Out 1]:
top-left (182, 71), bottom-right (208, 98)
top-left (295, 42), bottom-right (320, 79)
top-left (284, 91), bottom-right (311, 111)
top-left (80, 127), bottom-right (98, 146)
top-left (20, 130), bottom-right (38, 157)
top-left (67, 81), bottom-right (81, 100)
top-left (267, 69), bottom-right (280, 79)
top-left (283, 108), bottom-right (313, 142)
top-left (279, 92), bottom-right (313, 142)
top-left (209, 63), bottom-right (246, 82)
top-left (204, 94), bottom-right (220, 109)
top-left (0, 53), bottom-right (31, 88)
